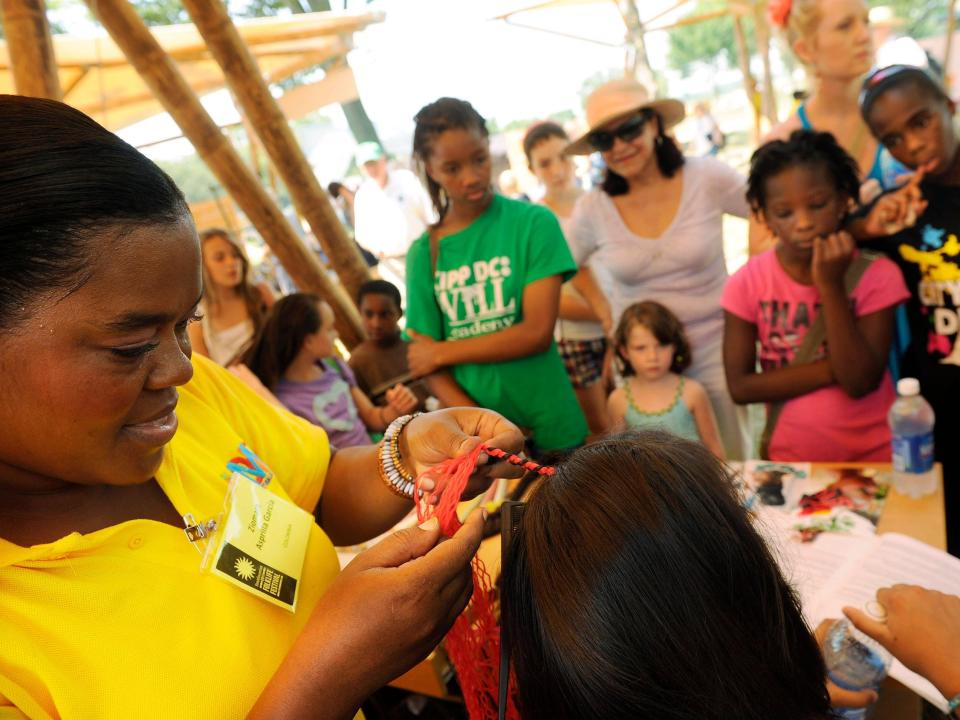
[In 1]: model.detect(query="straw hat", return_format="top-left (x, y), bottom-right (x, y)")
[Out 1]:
top-left (566, 78), bottom-right (686, 156)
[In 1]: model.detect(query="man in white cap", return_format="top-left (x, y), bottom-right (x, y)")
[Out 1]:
top-left (353, 142), bottom-right (435, 297)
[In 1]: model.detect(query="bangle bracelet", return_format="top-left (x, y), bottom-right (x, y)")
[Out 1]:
top-left (948, 692), bottom-right (960, 717)
top-left (377, 413), bottom-right (421, 499)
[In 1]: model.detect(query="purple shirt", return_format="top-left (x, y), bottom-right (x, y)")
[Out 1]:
top-left (275, 358), bottom-right (371, 449)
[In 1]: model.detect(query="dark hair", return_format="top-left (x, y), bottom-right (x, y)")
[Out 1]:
top-left (522, 121), bottom-right (569, 164)
top-left (198, 227), bottom-right (267, 343)
top-left (501, 432), bottom-right (831, 720)
top-left (412, 97), bottom-right (489, 223)
top-left (601, 109), bottom-right (685, 196)
top-left (245, 292), bottom-right (323, 390)
top-left (614, 300), bottom-right (692, 374)
top-left (327, 181), bottom-right (344, 198)
top-left (0, 95), bottom-right (189, 329)
top-left (860, 64), bottom-right (950, 125)
top-left (357, 279), bottom-right (402, 312)
top-left (746, 129), bottom-right (860, 214)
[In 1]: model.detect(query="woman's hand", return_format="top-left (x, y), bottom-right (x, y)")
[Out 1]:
top-left (385, 383), bottom-right (419, 416)
top-left (407, 330), bottom-right (445, 377)
top-left (814, 620), bottom-right (879, 710)
top-left (844, 585), bottom-right (960, 700)
top-left (250, 511), bottom-right (486, 719)
top-left (811, 231), bottom-right (855, 292)
top-left (400, 407), bottom-right (525, 500)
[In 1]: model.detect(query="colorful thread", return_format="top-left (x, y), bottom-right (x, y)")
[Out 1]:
top-left (414, 444), bottom-right (552, 720)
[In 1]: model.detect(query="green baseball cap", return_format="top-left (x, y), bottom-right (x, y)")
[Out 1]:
top-left (356, 141), bottom-right (385, 165)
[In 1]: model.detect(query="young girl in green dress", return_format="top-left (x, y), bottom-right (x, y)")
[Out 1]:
top-left (607, 301), bottom-right (724, 457)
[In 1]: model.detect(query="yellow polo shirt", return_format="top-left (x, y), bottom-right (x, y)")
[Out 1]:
top-left (0, 356), bottom-right (344, 719)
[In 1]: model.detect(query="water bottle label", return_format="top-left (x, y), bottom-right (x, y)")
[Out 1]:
top-left (892, 432), bottom-right (934, 473)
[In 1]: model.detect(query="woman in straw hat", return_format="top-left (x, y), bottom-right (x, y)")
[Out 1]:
top-left (565, 77), bottom-right (749, 459)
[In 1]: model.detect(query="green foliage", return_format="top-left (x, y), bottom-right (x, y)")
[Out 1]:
top-left (155, 153), bottom-right (222, 203)
top-left (667, 0), bottom-right (753, 74)
top-left (135, 0), bottom-right (188, 26)
top-left (869, 0), bottom-right (952, 41)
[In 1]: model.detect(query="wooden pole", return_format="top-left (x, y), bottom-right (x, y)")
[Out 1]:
top-left (733, 12), bottom-right (762, 143)
top-left (83, 0), bottom-right (365, 347)
top-left (752, 0), bottom-right (778, 127)
top-left (180, 0), bottom-right (372, 302)
top-left (945, 0), bottom-right (958, 89)
top-left (0, 0), bottom-right (62, 99)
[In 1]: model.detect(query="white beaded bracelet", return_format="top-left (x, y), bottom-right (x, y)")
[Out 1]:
top-left (377, 413), bottom-right (422, 499)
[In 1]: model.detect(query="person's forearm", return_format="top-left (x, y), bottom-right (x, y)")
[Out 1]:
top-left (559, 285), bottom-right (600, 322)
top-left (427, 371), bottom-right (477, 408)
top-left (319, 445), bottom-right (414, 546)
top-left (250, 628), bottom-right (368, 720)
top-left (727, 360), bottom-right (834, 404)
top-left (570, 268), bottom-right (611, 330)
top-left (819, 285), bottom-right (885, 398)
top-left (437, 320), bottom-right (554, 365)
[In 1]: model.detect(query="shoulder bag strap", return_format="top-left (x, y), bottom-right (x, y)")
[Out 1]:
top-left (758, 253), bottom-right (875, 458)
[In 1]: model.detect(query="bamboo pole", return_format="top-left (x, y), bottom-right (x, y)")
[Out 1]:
top-left (732, 12), bottom-right (762, 143)
top-left (752, 0), bottom-right (778, 127)
top-left (83, 0), bottom-right (365, 347)
top-left (0, 0), bottom-right (62, 99)
top-left (945, 0), bottom-right (957, 89)
top-left (179, 0), bottom-right (371, 302)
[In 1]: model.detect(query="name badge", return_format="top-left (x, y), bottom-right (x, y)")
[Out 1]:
top-left (201, 473), bottom-right (312, 612)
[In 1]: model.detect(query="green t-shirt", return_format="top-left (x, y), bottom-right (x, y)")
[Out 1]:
top-left (406, 194), bottom-right (587, 451)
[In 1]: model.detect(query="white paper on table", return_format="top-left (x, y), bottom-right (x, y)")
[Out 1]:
top-left (763, 526), bottom-right (960, 712)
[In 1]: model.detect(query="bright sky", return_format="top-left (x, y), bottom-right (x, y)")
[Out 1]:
top-left (105, 0), bottom-right (699, 161)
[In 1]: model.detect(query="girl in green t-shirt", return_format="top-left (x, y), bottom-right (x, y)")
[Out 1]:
top-left (404, 97), bottom-right (587, 452)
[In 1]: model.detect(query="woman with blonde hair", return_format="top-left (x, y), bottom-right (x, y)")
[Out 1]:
top-left (188, 227), bottom-right (275, 366)
top-left (759, 0), bottom-right (907, 226)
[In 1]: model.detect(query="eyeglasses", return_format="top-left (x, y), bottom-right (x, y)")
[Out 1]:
top-left (586, 110), bottom-right (653, 153)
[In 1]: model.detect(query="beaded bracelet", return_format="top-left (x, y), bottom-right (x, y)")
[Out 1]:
top-left (377, 413), bottom-right (421, 499)
top-left (948, 691), bottom-right (960, 718)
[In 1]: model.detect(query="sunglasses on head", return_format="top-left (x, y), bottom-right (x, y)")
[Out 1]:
top-left (587, 110), bottom-right (654, 153)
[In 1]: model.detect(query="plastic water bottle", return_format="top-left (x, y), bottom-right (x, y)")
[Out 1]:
top-left (822, 619), bottom-right (892, 719)
top-left (888, 378), bottom-right (937, 498)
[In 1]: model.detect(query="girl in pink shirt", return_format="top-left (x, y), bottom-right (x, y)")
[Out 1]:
top-left (722, 130), bottom-right (909, 461)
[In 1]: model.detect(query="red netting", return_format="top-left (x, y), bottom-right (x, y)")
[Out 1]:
top-left (414, 445), bottom-right (520, 720)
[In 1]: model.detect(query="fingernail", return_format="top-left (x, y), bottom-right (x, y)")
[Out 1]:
top-left (418, 517), bottom-right (439, 531)
top-left (481, 507), bottom-right (489, 521)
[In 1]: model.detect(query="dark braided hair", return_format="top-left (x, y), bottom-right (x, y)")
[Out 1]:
top-left (412, 98), bottom-right (489, 223)
top-left (746, 129), bottom-right (861, 214)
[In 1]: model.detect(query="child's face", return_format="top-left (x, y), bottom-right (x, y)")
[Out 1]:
top-left (425, 128), bottom-right (493, 208)
top-left (761, 164), bottom-right (847, 258)
top-left (359, 293), bottom-right (401, 344)
top-left (866, 83), bottom-right (958, 177)
top-left (202, 234), bottom-right (243, 290)
top-left (305, 301), bottom-right (338, 359)
top-left (528, 136), bottom-right (576, 194)
top-left (622, 324), bottom-right (674, 381)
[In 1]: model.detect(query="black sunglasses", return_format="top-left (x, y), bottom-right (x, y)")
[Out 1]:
top-left (586, 110), bottom-right (654, 153)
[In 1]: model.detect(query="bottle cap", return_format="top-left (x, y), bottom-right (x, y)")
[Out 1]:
top-left (897, 378), bottom-right (920, 396)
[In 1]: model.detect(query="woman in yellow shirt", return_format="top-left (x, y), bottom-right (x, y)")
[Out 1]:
top-left (0, 95), bottom-right (522, 719)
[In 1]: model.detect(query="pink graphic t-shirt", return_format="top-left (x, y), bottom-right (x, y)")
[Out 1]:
top-left (722, 249), bottom-right (909, 461)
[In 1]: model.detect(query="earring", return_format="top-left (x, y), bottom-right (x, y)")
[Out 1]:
top-left (675, 354), bottom-right (684, 363)
top-left (655, 135), bottom-right (663, 147)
